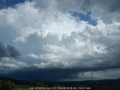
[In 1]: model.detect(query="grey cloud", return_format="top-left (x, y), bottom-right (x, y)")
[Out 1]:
top-left (33, 0), bottom-right (92, 13)
top-left (55, 0), bottom-right (93, 12)
top-left (92, 0), bottom-right (120, 12)
top-left (0, 41), bottom-right (21, 59)
top-left (1, 61), bottom-right (120, 82)
top-left (16, 29), bottom-right (120, 70)
top-left (0, 67), bottom-right (78, 81)
top-left (7, 45), bottom-right (21, 59)
top-left (0, 41), bottom-right (8, 57)
top-left (33, 0), bottom-right (120, 22)
top-left (16, 32), bottom-right (62, 55)
top-left (90, 0), bottom-right (120, 23)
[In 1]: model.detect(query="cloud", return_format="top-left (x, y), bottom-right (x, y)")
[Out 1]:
top-left (0, 41), bottom-right (8, 58)
top-left (0, 57), bottom-right (29, 74)
top-left (0, 41), bottom-right (21, 59)
top-left (11, 20), bottom-right (120, 81)
top-left (33, 0), bottom-right (120, 23)
top-left (0, 0), bottom-right (120, 81)
top-left (7, 45), bottom-right (21, 59)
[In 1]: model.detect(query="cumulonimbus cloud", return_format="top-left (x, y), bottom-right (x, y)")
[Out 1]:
top-left (0, 0), bottom-right (120, 81)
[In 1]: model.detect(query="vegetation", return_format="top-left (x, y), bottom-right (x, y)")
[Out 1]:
top-left (0, 77), bottom-right (120, 90)
top-left (0, 80), bottom-right (16, 90)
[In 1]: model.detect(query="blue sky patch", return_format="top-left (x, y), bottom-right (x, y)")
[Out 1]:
top-left (97, 46), bottom-right (100, 50)
top-left (69, 11), bottom-right (97, 26)
top-left (0, 0), bottom-right (32, 9)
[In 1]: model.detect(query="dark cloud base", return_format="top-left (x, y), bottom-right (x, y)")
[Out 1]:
top-left (1, 64), bottom-right (120, 82)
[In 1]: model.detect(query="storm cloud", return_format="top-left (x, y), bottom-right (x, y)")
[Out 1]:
top-left (0, 41), bottom-right (8, 58)
top-left (0, 0), bottom-right (120, 81)
top-left (0, 41), bottom-right (21, 59)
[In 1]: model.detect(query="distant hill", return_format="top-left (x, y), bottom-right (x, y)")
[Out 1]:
top-left (0, 77), bottom-right (31, 85)
top-left (0, 77), bottom-right (120, 87)
top-left (1, 77), bottom-right (120, 90)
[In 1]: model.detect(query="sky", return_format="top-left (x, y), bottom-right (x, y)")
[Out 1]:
top-left (0, 0), bottom-right (120, 82)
